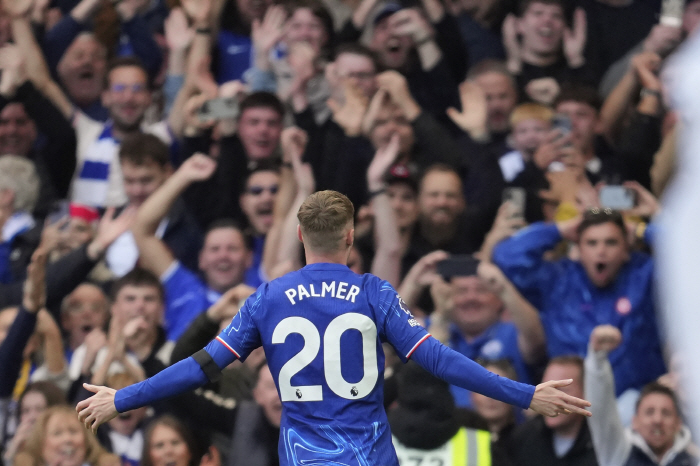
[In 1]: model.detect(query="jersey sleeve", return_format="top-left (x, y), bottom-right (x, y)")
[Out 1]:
top-left (411, 336), bottom-right (536, 409)
top-left (205, 286), bottom-right (264, 366)
top-left (374, 281), bottom-right (431, 363)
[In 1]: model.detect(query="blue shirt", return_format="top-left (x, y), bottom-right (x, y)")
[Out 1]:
top-left (162, 263), bottom-right (221, 341)
top-left (493, 222), bottom-right (666, 395)
top-left (448, 321), bottom-right (530, 407)
top-left (216, 31), bottom-right (254, 83)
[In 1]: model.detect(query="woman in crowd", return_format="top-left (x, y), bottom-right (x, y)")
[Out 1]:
top-left (14, 405), bottom-right (119, 466)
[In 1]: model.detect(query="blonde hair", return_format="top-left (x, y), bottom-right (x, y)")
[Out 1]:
top-left (18, 406), bottom-right (112, 466)
top-left (297, 190), bottom-right (354, 253)
top-left (509, 103), bottom-right (554, 127)
top-left (0, 155), bottom-right (39, 212)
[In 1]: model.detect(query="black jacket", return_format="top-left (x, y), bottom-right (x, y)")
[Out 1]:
top-left (508, 416), bottom-right (598, 466)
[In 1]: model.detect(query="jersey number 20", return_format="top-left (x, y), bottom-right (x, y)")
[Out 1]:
top-left (272, 313), bottom-right (378, 402)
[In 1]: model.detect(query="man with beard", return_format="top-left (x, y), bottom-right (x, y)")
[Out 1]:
top-left (70, 58), bottom-right (172, 210)
top-left (132, 154), bottom-right (252, 342)
top-left (404, 164), bottom-right (486, 272)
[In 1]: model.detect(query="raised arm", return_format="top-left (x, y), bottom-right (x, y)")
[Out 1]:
top-left (132, 154), bottom-right (216, 277)
top-left (412, 336), bottom-right (591, 417)
top-left (7, 0), bottom-right (73, 119)
top-left (76, 284), bottom-right (257, 432)
top-left (274, 130), bottom-right (316, 272)
top-left (477, 262), bottom-right (546, 365)
top-left (367, 134), bottom-right (402, 287)
top-left (584, 325), bottom-right (631, 466)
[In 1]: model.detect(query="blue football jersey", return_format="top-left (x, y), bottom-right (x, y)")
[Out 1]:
top-left (213, 263), bottom-right (430, 466)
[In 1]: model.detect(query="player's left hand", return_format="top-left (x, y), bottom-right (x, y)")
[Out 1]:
top-left (76, 384), bottom-right (118, 433)
top-left (529, 379), bottom-right (592, 418)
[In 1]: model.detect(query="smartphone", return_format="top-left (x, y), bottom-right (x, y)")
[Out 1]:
top-left (198, 97), bottom-right (240, 121)
top-left (660, 0), bottom-right (683, 27)
top-left (599, 186), bottom-right (636, 210)
top-left (552, 114), bottom-right (572, 139)
top-left (46, 200), bottom-right (69, 225)
top-left (436, 256), bottom-right (480, 279)
top-left (502, 187), bottom-right (526, 219)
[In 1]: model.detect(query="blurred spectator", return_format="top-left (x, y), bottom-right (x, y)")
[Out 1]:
top-left (216, 0), bottom-right (275, 83)
top-left (579, 0), bottom-right (661, 85)
top-left (97, 373), bottom-right (149, 466)
top-left (500, 103), bottom-right (554, 183)
top-left (502, 0), bottom-right (594, 96)
top-left (13, 405), bottom-right (120, 466)
top-left (141, 415), bottom-right (199, 466)
top-left (60, 283), bottom-right (109, 361)
top-left (0, 43), bottom-right (77, 219)
top-left (389, 362), bottom-right (511, 466)
top-left (0, 247), bottom-right (48, 452)
top-left (408, 164), bottom-right (484, 267)
top-left (238, 162), bottom-right (280, 287)
top-left (585, 325), bottom-right (698, 466)
top-left (247, 2), bottom-right (335, 125)
top-left (367, 2), bottom-right (461, 120)
top-left (493, 209), bottom-right (666, 396)
top-left (0, 155), bottom-right (40, 284)
top-left (183, 92), bottom-right (284, 230)
top-left (3, 382), bottom-right (66, 465)
top-left (508, 356), bottom-right (598, 466)
top-left (471, 359), bottom-right (520, 452)
top-left (599, 0), bottom-right (700, 97)
top-left (133, 155), bottom-right (252, 340)
top-left (428, 261), bottom-right (545, 407)
top-left (68, 57), bottom-right (172, 209)
top-left (106, 133), bottom-right (202, 277)
top-left (448, 61), bottom-right (520, 224)
top-left (44, 0), bottom-right (163, 112)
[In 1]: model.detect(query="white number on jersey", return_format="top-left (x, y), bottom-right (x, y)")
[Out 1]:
top-left (272, 313), bottom-right (379, 401)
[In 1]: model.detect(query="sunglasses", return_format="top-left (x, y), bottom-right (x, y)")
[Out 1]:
top-left (246, 185), bottom-right (279, 195)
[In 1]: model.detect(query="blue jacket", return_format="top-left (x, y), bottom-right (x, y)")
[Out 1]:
top-left (493, 222), bottom-right (665, 395)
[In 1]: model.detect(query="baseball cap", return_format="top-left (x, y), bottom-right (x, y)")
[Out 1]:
top-left (373, 2), bottom-right (404, 25)
top-left (385, 163), bottom-right (419, 193)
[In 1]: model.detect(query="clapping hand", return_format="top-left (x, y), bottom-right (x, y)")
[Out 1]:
top-left (447, 81), bottom-right (488, 139)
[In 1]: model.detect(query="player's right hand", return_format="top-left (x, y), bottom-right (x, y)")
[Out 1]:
top-left (76, 384), bottom-right (119, 433)
top-left (529, 379), bottom-right (592, 418)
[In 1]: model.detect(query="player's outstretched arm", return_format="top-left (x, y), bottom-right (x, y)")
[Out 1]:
top-left (529, 379), bottom-right (592, 417)
top-left (76, 384), bottom-right (118, 433)
top-left (410, 335), bottom-right (592, 416)
top-left (75, 353), bottom-right (219, 433)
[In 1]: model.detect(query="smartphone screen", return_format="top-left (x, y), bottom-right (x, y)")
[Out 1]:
top-left (502, 187), bottom-right (526, 219)
top-left (599, 186), bottom-right (635, 210)
top-left (436, 256), bottom-right (480, 279)
top-left (198, 97), bottom-right (240, 121)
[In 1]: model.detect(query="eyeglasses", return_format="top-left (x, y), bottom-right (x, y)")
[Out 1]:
top-left (246, 185), bottom-right (279, 195)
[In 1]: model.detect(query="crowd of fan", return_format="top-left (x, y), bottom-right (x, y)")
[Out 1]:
top-left (0, 0), bottom-right (696, 464)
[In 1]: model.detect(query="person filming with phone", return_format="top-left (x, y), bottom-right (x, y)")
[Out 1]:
top-left (492, 184), bottom-right (665, 424)
top-left (426, 256), bottom-right (546, 408)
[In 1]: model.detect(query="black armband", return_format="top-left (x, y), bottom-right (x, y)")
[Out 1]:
top-left (192, 349), bottom-right (222, 383)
